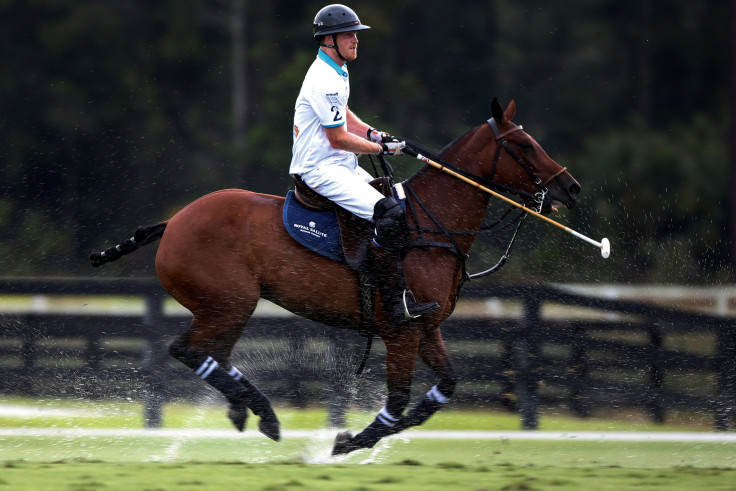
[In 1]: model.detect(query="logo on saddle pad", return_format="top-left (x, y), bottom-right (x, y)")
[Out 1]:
top-left (293, 220), bottom-right (328, 239)
top-left (283, 190), bottom-right (344, 263)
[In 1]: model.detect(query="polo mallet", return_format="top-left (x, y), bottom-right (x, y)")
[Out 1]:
top-left (404, 148), bottom-right (611, 259)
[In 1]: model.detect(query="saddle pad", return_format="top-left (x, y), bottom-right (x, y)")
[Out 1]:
top-left (283, 190), bottom-right (345, 263)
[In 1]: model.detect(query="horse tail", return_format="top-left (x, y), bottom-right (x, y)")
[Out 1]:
top-left (89, 221), bottom-right (168, 268)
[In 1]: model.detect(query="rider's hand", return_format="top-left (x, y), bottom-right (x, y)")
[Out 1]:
top-left (368, 127), bottom-right (394, 144)
top-left (380, 140), bottom-right (405, 156)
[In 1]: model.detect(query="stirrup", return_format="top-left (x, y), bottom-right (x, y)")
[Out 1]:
top-left (402, 290), bottom-right (440, 319)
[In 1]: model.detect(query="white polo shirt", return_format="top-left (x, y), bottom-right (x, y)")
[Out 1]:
top-left (290, 50), bottom-right (357, 175)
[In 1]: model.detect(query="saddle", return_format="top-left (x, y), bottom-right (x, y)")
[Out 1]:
top-left (289, 174), bottom-right (393, 272)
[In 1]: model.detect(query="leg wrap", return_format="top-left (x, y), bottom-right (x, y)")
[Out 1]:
top-left (194, 356), bottom-right (249, 404)
top-left (351, 406), bottom-right (401, 449)
top-left (168, 340), bottom-right (248, 405)
top-left (398, 385), bottom-right (451, 430)
top-left (227, 366), bottom-right (272, 417)
top-left (385, 387), bottom-right (411, 418)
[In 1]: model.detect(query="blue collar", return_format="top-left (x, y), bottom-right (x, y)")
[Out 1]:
top-left (318, 50), bottom-right (348, 78)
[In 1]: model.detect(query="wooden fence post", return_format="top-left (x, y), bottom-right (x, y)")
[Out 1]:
top-left (21, 321), bottom-right (39, 395)
top-left (289, 336), bottom-right (308, 408)
top-left (648, 324), bottom-right (665, 424)
top-left (326, 331), bottom-right (348, 427)
top-left (516, 296), bottom-right (540, 430)
top-left (715, 325), bottom-right (736, 430)
top-left (500, 338), bottom-right (517, 411)
top-left (142, 291), bottom-right (166, 428)
top-left (569, 322), bottom-right (591, 418)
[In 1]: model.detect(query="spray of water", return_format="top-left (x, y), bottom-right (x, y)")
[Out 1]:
top-left (228, 332), bottom-right (395, 463)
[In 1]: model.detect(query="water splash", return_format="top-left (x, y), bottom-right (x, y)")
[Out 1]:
top-left (151, 391), bottom-right (219, 462)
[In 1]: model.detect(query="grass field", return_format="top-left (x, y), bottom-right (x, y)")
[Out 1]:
top-left (2, 461), bottom-right (735, 491)
top-left (2, 398), bottom-right (736, 490)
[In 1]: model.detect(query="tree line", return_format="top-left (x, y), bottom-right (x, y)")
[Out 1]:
top-left (0, 0), bottom-right (729, 284)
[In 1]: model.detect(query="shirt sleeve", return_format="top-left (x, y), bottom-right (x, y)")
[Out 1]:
top-left (306, 80), bottom-right (347, 128)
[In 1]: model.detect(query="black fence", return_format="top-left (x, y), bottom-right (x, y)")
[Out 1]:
top-left (1, 277), bottom-right (735, 430)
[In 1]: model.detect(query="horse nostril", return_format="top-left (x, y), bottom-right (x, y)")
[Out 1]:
top-left (569, 182), bottom-right (581, 198)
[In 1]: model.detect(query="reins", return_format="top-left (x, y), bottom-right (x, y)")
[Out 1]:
top-left (396, 118), bottom-right (548, 280)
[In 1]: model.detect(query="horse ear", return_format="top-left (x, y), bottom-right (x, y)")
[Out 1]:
top-left (504, 99), bottom-right (517, 121)
top-left (491, 97), bottom-right (504, 122)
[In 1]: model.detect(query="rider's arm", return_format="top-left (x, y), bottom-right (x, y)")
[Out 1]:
top-left (324, 114), bottom-right (381, 155)
top-left (346, 108), bottom-right (371, 139)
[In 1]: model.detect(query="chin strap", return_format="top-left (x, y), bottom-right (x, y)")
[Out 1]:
top-left (317, 35), bottom-right (347, 62)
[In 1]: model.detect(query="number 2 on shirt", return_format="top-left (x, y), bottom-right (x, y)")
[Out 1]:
top-left (331, 106), bottom-right (343, 123)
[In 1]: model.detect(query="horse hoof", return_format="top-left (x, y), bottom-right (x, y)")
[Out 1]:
top-left (331, 431), bottom-right (357, 456)
top-left (258, 414), bottom-right (281, 441)
top-left (228, 402), bottom-right (248, 432)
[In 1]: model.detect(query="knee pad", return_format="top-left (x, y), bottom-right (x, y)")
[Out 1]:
top-left (373, 197), bottom-right (411, 252)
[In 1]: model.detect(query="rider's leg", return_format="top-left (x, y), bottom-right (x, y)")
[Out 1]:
top-left (298, 162), bottom-right (383, 220)
top-left (299, 164), bottom-right (439, 325)
top-left (372, 197), bottom-right (440, 327)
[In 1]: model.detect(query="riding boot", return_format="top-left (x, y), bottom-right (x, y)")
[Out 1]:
top-left (372, 243), bottom-right (440, 327)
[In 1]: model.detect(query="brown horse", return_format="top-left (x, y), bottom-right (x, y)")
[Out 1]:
top-left (91, 99), bottom-right (580, 455)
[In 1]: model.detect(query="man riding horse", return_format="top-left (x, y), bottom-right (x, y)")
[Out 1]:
top-left (89, 2), bottom-right (583, 456)
top-left (290, 4), bottom-right (440, 328)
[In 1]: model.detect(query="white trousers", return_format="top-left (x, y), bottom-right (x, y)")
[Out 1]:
top-left (299, 162), bottom-right (384, 221)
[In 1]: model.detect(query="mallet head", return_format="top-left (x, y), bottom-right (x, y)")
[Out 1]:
top-left (600, 238), bottom-right (610, 259)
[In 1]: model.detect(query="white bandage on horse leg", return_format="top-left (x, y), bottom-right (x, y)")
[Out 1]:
top-left (376, 406), bottom-right (399, 427)
top-left (427, 385), bottom-right (450, 404)
top-left (228, 366), bottom-right (244, 381)
top-left (195, 356), bottom-right (219, 379)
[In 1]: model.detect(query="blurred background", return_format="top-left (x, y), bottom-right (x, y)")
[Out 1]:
top-left (0, 0), bottom-right (731, 285)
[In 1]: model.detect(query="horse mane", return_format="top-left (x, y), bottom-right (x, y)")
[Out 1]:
top-left (438, 127), bottom-right (476, 156)
top-left (404, 124), bottom-right (478, 165)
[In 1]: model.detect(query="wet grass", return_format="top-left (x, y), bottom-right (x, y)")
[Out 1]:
top-left (2, 398), bottom-right (736, 489)
top-left (0, 396), bottom-right (714, 432)
top-left (2, 432), bottom-right (735, 468)
top-left (1, 460), bottom-right (735, 490)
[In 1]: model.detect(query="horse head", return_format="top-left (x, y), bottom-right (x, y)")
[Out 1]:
top-left (441, 98), bottom-right (581, 213)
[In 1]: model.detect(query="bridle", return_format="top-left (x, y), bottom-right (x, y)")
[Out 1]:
top-left (485, 117), bottom-right (569, 213)
top-left (397, 118), bottom-right (566, 279)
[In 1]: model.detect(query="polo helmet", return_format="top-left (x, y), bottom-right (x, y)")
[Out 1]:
top-left (313, 4), bottom-right (370, 40)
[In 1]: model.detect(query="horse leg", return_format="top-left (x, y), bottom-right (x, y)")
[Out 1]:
top-left (167, 312), bottom-right (280, 441)
top-left (332, 330), bottom-right (420, 455)
top-left (396, 327), bottom-right (456, 430)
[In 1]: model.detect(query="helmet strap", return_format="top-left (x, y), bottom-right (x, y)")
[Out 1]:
top-left (317, 34), bottom-right (347, 62)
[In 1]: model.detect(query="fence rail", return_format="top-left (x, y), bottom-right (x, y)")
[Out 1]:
top-left (1, 277), bottom-right (735, 430)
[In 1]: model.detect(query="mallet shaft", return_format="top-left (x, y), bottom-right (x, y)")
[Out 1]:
top-left (414, 152), bottom-right (606, 253)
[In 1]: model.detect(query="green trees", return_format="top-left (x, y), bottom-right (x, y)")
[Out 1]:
top-left (0, 0), bottom-right (729, 282)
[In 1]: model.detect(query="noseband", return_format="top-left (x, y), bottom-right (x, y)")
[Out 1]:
top-left (487, 118), bottom-right (561, 213)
